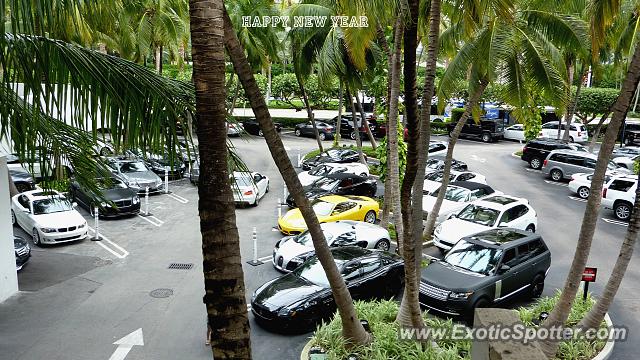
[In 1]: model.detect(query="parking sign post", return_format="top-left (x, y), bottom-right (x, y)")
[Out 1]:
top-left (92, 206), bottom-right (100, 241)
top-left (283, 183), bottom-right (288, 201)
top-left (164, 168), bottom-right (169, 194)
top-left (277, 198), bottom-right (282, 219)
top-left (140, 186), bottom-right (153, 217)
top-left (247, 227), bottom-right (263, 266)
top-left (582, 267), bottom-right (597, 301)
top-left (297, 154), bottom-right (301, 168)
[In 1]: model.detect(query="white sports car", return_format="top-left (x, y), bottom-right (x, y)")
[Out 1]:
top-left (11, 190), bottom-right (88, 246)
top-left (422, 181), bottom-right (501, 223)
top-left (232, 171), bottom-right (269, 206)
top-left (272, 220), bottom-right (391, 272)
top-left (423, 170), bottom-right (487, 195)
top-left (298, 162), bottom-right (369, 187)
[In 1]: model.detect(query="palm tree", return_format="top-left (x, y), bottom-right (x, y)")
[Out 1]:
top-left (188, 1), bottom-right (252, 358)
top-left (222, 6), bottom-right (372, 346)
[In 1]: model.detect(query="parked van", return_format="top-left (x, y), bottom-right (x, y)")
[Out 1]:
top-left (539, 121), bottom-right (589, 143)
top-left (542, 150), bottom-right (628, 181)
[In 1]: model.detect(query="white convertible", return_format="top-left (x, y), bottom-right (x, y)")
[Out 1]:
top-left (423, 170), bottom-right (487, 195)
top-left (11, 190), bottom-right (88, 246)
top-left (422, 181), bottom-right (501, 223)
top-left (298, 162), bottom-right (369, 186)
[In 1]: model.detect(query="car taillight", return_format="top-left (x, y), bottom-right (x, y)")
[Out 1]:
top-left (578, 131), bottom-right (582, 137)
top-left (603, 188), bottom-right (607, 198)
top-left (244, 190), bottom-right (253, 195)
top-left (543, 159), bottom-right (548, 167)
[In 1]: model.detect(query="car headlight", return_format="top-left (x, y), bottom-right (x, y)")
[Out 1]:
top-left (133, 196), bottom-right (140, 204)
top-left (290, 256), bottom-right (304, 264)
top-left (300, 299), bottom-right (318, 309)
top-left (277, 307), bottom-right (296, 317)
top-left (449, 291), bottom-right (473, 300)
top-left (40, 227), bottom-right (57, 233)
top-left (78, 222), bottom-right (86, 229)
top-left (100, 201), bottom-right (111, 208)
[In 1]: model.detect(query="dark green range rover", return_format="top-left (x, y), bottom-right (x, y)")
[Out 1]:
top-left (419, 228), bottom-right (551, 319)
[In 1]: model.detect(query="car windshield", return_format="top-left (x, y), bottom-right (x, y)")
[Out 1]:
top-left (294, 257), bottom-right (345, 287)
top-left (569, 144), bottom-right (587, 152)
top-left (608, 161), bottom-right (622, 171)
top-left (425, 171), bottom-right (445, 182)
top-left (311, 177), bottom-right (340, 191)
top-left (457, 204), bottom-right (500, 226)
top-left (309, 166), bottom-right (330, 176)
top-left (444, 239), bottom-right (503, 275)
top-left (32, 197), bottom-right (73, 215)
top-left (311, 200), bottom-right (335, 216)
top-left (119, 161), bottom-right (148, 173)
top-left (234, 176), bottom-right (254, 187)
top-left (292, 231), bottom-right (333, 246)
top-left (97, 178), bottom-right (127, 190)
top-left (426, 159), bottom-right (443, 169)
top-left (431, 186), bottom-right (470, 202)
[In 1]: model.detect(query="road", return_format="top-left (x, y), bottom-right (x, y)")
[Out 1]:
top-left (0, 132), bottom-right (636, 360)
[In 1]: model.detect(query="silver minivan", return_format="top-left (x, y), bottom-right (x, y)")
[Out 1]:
top-left (542, 150), bottom-right (629, 181)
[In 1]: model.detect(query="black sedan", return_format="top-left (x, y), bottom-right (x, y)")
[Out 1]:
top-left (294, 121), bottom-right (335, 141)
top-left (251, 246), bottom-right (404, 333)
top-left (14, 235), bottom-right (31, 271)
top-left (69, 177), bottom-right (141, 217)
top-left (329, 114), bottom-right (378, 140)
top-left (286, 173), bottom-right (377, 208)
top-left (301, 148), bottom-right (364, 171)
top-left (9, 167), bottom-right (36, 193)
top-left (242, 118), bottom-right (282, 136)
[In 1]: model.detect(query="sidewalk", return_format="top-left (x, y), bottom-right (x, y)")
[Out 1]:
top-left (232, 108), bottom-right (339, 120)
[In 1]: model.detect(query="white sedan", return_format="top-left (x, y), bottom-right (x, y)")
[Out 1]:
top-left (503, 124), bottom-right (526, 141)
top-left (422, 182), bottom-right (501, 223)
top-left (232, 171), bottom-right (269, 206)
top-left (272, 221), bottom-right (391, 272)
top-left (298, 162), bottom-right (369, 186)
top-left (612, 155), bottom-right (638, 171)
top-left (423, 170), bottom-right (487, 195)
top-left (11, 190), bottom-right (88, 246)
top-left (433, 195), bottom-right (537, 251)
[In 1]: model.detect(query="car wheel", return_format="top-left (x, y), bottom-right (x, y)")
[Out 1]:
top-left (265, 181), bottom-right (270, 193)
top-left (295, 129), bottom-right (302, 137)
top-left (614, 202), bottom-right (632, 221)
top-left (525, 224), bottom-right (535, 233)
top-left (550, 169), bottom-right (563, 181)
top-left (468, 298), bottom-right (490, 325)
top-left (258, 129), bottom-right (264, 137)
top-left (32, 228), bottom-right (42, 246)
top-left (374, 239), bottom-right (391, 251)
top-left (530, 274), bottom-right (545, 298)
top-left (482, 133), bottom-right (492, 142)
top-left (350, 131), bottom-right (356, 140)
top-left (318, 133), bottom-right (326, 141)
top-left (529, 157), bottom-right (542, 170)
top-left (364, 210), bottom-right (376, 224)
top-left (253, 195), bottom-right (260, 207)
top-left (11, 210), bottom-right (16, 225)
top-left (577, 186), bottom-right (590, 199)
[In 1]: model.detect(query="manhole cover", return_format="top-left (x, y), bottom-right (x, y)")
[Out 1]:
top-left (168, 263), bottom-right (194, 270)
top-left (150, 288), bottom-right (174, 298)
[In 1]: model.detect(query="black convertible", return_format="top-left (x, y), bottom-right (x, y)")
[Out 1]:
top-left (251, 247), bottom-right (404, 333)
top-left (286, 173), bottom-right (377, 208)
top-left (301, 148), bottom-right (364, 170)
top-left (242, 118), bottom-right (282, 136)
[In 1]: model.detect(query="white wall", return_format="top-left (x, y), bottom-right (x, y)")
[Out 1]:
top-left (0, 156), bottom-right (18, 302)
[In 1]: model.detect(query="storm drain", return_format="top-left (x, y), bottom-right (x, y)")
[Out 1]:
top-left (150, 288), bottom-right (174, 298)
top-left (168, 262), bottom-right (194, 270)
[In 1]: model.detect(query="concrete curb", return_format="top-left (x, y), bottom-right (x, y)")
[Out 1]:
top-left (592, 313), bottom-right (615, 360)
top-left (300, 338), bottom-right (314, 360)
top-left (511, 152), bottom-right (521, 159)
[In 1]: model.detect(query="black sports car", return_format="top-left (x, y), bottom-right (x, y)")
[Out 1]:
top-left (286, 173), bottom-right (377, 208)
top-left (425, 158), bottom-right (468, 172)
top-left (251, 246), bottom-right (404, 333)
top-left (242, 118), bottom-right (282, 136)
top-left (301, 148), bottom-right (364, 171)
top-left (294, 121), bottom-right (336, 141)
top-left (9, 167), bottom-right (36, 193)
top-left (69, 177), bottom-right (141, 217)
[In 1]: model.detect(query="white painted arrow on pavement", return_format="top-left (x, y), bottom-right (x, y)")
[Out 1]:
top-left (109, 328), bottom-right (144, 360)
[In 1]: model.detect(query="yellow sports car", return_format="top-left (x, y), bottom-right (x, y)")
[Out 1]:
top-left (277, 195), bottom-right (379, 235)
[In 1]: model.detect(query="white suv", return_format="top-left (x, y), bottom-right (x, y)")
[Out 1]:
top-left (602, 175), bottom-right (637, 221)
top-left (539, 121), bottom-right (589, 143)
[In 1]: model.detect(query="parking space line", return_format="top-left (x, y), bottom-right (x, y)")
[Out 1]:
top-left (87, 227), bottom-right (129, 259)
top-left (602, 218), bottom-right (629, 227)
top-left (257, 255), bottom-right (272, 262)
top-left (137, 214), bottom-right (164, 227)
top-left (167, 193), bottom-right (189, 204)
top-left (247, 304), bottom-right (252, 312)
top-left (568, 196), bottom-right (587, 203)
top-left (525, 168), bottom-right (541, 173)
top-left (544, 180), bottom-right (568, 187)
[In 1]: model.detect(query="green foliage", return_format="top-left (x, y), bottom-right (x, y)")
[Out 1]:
top-left (162, 64), bottom-right (192, 82)
top-left (375, 123), bottom-right (407, 182)
top-left (575, 87), bottom-right (619, 122)
top-left (511, 106), bottom-right (543, 141)
top-left (451, 108), bottom-right (466, 123)
top-left (272, 73), bottom-right (301, 107)
top-left (634, 158), bottom-right (639, 175)
top-left (38, 179), bottom-right (71, 193)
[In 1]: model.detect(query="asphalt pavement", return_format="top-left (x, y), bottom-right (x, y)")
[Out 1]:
top-left (0, 132), bottom-right (636, 360)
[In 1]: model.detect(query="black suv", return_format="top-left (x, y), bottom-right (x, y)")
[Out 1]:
top-left (419, 228), bottom-right (551, 321)
top-left (521, 138), bottom-right (587, 169)
top-left (447, 118), bottom-right (504, 142)
top-left (330, 114), bottom-right (378, 140)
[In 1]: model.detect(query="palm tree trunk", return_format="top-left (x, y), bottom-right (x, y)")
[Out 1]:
top-left (155, 46), bottom-right (162, 74)
top-left (578, 171), bottom-right (640, 330)
top-left (355, 92), bottom-right (378, 149)
top-left (346, 87), bottom-right (367, 164)
top-left (333, 81), bottom-right (343, 147)
top-left (266, 61), bottom-right (272, 106)
top-left (223, 7), bottom-right (371, 346)
top-left (189, 1), bottom-right (251, 359)
top-left (588, 111), bottom-right (610, 152)
top-left (178, 43), bottom-right (186, 70)
top-left (563, 64), bottom-right (585, 142)
top-left (538, 42), bottom-right (640, 359)
top-left (397, 0), bottom-right (425, 330)
top-left (423, 80), bottom-right (488, 239)
top-left (297, 74), bottom-right (323, 152)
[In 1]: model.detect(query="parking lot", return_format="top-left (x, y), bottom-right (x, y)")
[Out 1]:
top-left (1, 132), bottom-right (638, 360)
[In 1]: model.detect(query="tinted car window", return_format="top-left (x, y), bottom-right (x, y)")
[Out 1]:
top-left (360, 258), bottom-right (383, 276)
top-left (549, 153), bottom-right (566, 162)
top-left (584, 158), bottom-right (597, 169)
top-left (610, 180), bottom-right (635, 192)
top-left (445, 239), bottom-right (503, 275)
top-left (566, 155), bottom-right (585, 166)
top-left (18, 195), bottom-right (30, 208)
top-left (457, 173), bottom-right (475, 181)
top-left (501, 248), bottom-right (518, 267)
top-left (333, 201), bottom-right (357, 214)
top-left (542, 123), bottom-right (558, 129)
top-left (342, 262), bottom-right (361, 280)
top-left (528, 239), bottom-right (547, 258)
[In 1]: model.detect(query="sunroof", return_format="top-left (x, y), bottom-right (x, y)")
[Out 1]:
top-left (483, 196), bottom-right (517, 205)
top-left (474, 229), bottom-right (528, 244)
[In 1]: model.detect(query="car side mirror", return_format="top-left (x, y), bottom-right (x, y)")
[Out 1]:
top-left (447, 213), bottom-right (457, 220)
top-left (498, 264), bottom-right (511, 274)
top-left (23, 208), bottom-right (31, 213)
top-left (72, 202), bottom-right (78, 208)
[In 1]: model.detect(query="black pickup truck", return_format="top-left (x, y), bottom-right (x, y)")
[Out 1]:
top-left (447, 118), bottom-right (504, 142)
